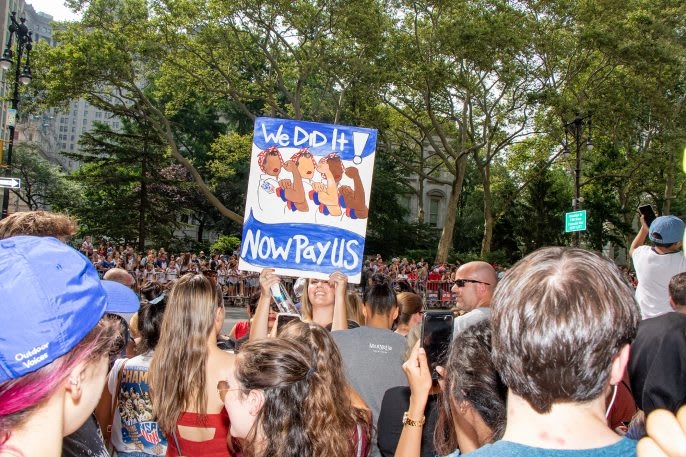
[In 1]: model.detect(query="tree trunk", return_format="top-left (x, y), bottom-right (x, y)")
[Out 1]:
top-left (138, 143), bottom-right (148, 252)
top-left (417, 175), bottom-right (425, 224)
top-left (662, 149), bottom-right (674, 215)
top-left (435, 155), bottom-right (468, 263)
top-left (139, 90), bottom-right (245, 225)
top-left (481, 166), bottom-right (494, 257)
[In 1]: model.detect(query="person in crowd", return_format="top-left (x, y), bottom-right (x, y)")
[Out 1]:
top-left (378, 324), bottom-right (440, 457)
top-left (247, 296), bottom-right (371, 427)
top-left (449, 261), bottom-right (497, 337)
top-left (299, 272), bottom-right (350, 329)
top-left (221, 337), bottom-right (367, 457)
top-left (230, 293), bottom-right (278, 347)
top-left (630, 214), bottom-right (686, 318)
top-left (253, 269), bottom-right (349, 334)
top-left (96, 298), bottom-right (168, 455)
top-left (0, 209), bottom-right (77, 241)
top-left (627, 272), bottom-right (686, 438)
top-left (165, 258), bottom-right (181, 284)
top-left (0, 236), bottom-right (138, 456)
top-left (278, 320), bottom-right (369, 408)
top-left (0, 211), bottom-right (139, 457)
top-left (149, 273), bottom-right (236, 457)
top-left (178, 252), bottom-right (192, 274)
top-left (394, 320), bottom-right (506, 457)
top-left (347, 290), bottom-right (364, 328)
top-left (467, 247), bottom-right (641, 456)
top-left (393, 292), bottom-right (424, 337)
top-left (226, 260), bottom-right (241, 299)
top-left (332, 274), bottom-right (408, 457)
top-left (81, 234), bottom-right (95, 257)
top-left (104, 267), bottom-right (137, 290)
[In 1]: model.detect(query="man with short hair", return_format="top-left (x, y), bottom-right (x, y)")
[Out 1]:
top-left (630, 215), bottom-right (686, 318)
top-left (468, 247), bottom-right (641, 456)
top-left (450, 261), bottom-right (497, 336)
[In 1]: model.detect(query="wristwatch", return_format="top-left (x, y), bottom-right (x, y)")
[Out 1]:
top-left (402, 411), bottom-right (426, 427)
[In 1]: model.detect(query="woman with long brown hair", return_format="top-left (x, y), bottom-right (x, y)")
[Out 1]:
top-left (222, 336), bottom-right (370, 457)
top-left (394, 292), bottom-right (424, 336)
top-left (149, 273), bottom-right (236, 457)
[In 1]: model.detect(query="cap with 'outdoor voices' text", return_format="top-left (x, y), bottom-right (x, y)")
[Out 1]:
top-left (0, 236), bottom-right (140, 383)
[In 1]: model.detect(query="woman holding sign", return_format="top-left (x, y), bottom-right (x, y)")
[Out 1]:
top-left (249, 269), bottom-right (349, 339)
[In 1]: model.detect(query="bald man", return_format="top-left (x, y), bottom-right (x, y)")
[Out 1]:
top-left (450, 261), bottom-right (498, 337)
top-left (103, 267), bottom-right (136, 289)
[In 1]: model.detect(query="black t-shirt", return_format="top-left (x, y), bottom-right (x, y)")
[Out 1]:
top-left (62, 414), bottom-right (109, 457)
top-left (377, 386), bottom-right (439, 457)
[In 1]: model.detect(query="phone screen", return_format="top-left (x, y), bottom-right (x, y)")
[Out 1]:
top-left (638, 205), bottom-right (657, 228)
top-left (421, 311), bottom-right (454, 379)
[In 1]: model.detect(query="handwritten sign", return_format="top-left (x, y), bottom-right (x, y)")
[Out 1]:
top-left (238, 118), bottom-right (377, 283)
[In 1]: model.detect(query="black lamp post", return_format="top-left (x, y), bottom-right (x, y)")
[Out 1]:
top-left (0, 11), bottom-right (32, 220)
top-left (562, 113), bottom-right (593, 246)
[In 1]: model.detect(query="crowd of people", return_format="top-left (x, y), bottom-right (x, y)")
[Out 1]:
top-left (1, 209), bottom-right (685, 457)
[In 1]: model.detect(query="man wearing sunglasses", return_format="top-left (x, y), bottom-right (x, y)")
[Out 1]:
top-left (450, 261), bottom-right (498, 337)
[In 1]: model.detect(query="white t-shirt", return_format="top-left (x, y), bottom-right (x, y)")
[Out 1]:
top-left (632, 246), bottom-right (686, 319)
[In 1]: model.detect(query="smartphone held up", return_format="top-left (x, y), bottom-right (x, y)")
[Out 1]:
top-left (638, 204), bottom-right (657, 228)
top-left (421, 310), bottom-right (454, 380)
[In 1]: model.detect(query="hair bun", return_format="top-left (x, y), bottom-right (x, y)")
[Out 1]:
top-left (371, 273), bottom-right (390, 286)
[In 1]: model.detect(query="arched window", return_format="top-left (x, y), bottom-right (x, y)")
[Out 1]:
top-left (426, 190), bottom-right (445, 227)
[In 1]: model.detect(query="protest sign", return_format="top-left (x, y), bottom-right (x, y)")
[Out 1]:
top-left (238, 117), bottom-right (377, 283)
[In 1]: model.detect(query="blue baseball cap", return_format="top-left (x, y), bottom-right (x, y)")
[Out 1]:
top-left (649, 216), bottom-right (685, 245)
top-left (0, 236), bottom-right (140, 382)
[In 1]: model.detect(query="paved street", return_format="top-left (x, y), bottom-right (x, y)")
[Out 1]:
top-left (222, 304), bottom-right (248, 335)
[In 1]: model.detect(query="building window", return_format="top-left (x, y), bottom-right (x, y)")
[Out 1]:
top-left (429, 197), bottom-right (440, 227)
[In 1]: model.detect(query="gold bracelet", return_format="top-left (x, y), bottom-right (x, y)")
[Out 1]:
top-left (402, 411), bottom-right (425, 427)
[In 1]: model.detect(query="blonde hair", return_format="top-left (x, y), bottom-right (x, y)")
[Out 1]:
top-left (300, 278), bottom-right (351, 323)
top-left (149, 273), bottom-right (219, 433)
top-left (347, 291), bottom-right (364, 325)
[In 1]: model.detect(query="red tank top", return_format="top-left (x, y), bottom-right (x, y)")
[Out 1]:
top-left (167, 409), bottom-right (235, 457)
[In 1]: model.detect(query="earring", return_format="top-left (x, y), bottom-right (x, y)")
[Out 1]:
top-left (69, 379), bottom-right (79, 386)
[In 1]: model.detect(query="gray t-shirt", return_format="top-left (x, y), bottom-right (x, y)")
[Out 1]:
top-left (332, 326), bottom-right (409, 457)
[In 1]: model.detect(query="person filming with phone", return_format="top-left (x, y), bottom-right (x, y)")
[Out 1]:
top-left (629, 210), bottom-right (686, 319)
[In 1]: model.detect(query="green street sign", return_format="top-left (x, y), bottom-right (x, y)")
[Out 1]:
top-left (565, 210), bottom-right (587, 232)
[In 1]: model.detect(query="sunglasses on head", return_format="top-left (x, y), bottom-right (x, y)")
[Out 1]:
top-left (452, 279), bottom-right (491, 287)
top-left (217, 380), bottom-right (242, 403)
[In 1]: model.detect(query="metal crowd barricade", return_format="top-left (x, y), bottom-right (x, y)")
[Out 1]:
top-left (221, 272), bottom-right (455, 309)
top-left (222, 273), bottom-right (297, 307)
top-left (392, 278), bottom-right (455, 309)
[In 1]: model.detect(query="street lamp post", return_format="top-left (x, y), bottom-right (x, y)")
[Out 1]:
top-left (0, 11), bottom-right (32, 219)
top-left (562, 113), bottom-right (593, 247)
